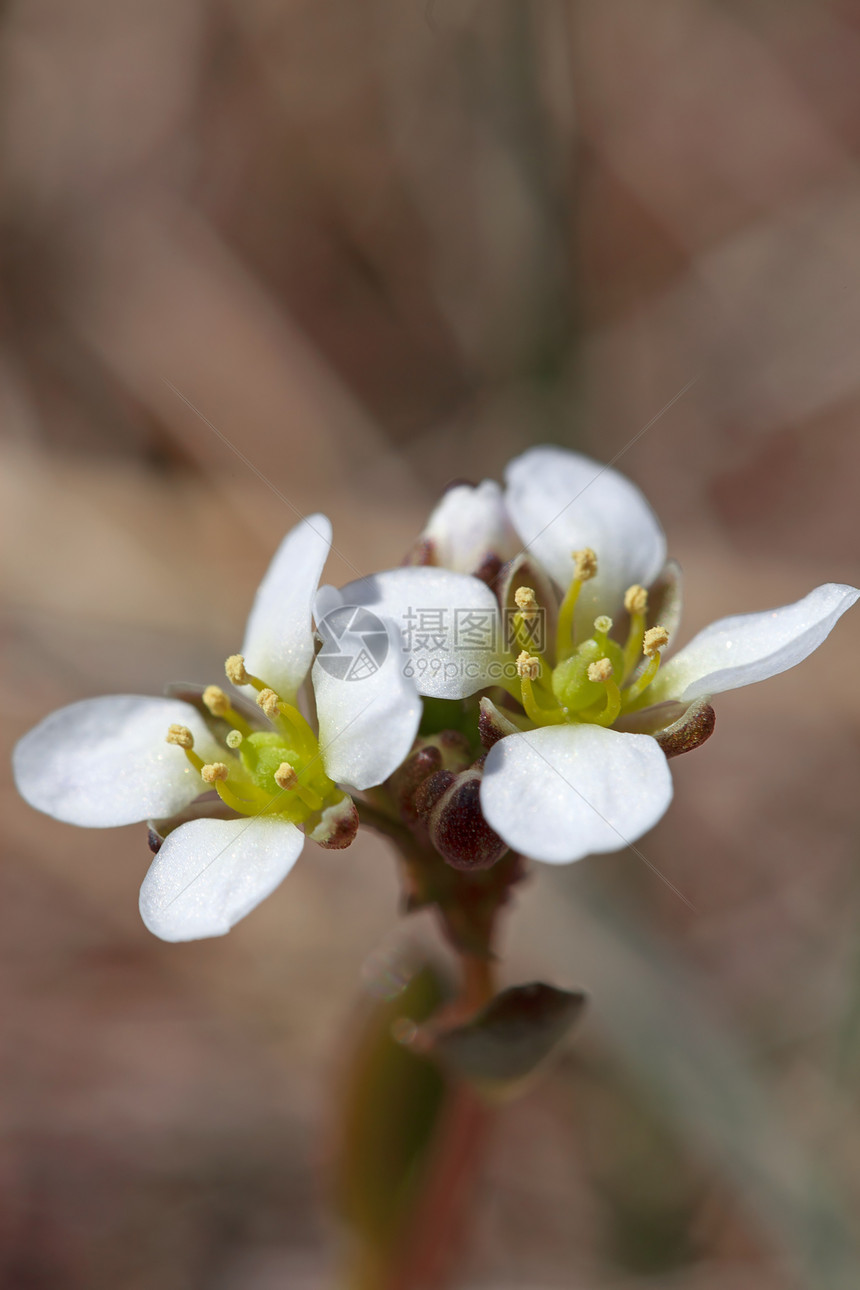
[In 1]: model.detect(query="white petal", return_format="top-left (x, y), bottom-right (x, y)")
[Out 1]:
top-left (139, 815), bottom-right (304, 941)
top-left (422, 479), bottom-right (519, 573)
top-left (480, 724), bottom-right (673, 864)
top-left (13, 696), bottom-right (223, 828)
top-left (241, 513), bottom-right (332, 700)
top-left (650, 583), bottom-right (860, 703)
top-left (314, 616), bottom-right (421, 790)
top-left (315, 567), bottom-right (501, 699)
top-left (504, 446), bottom-right (666, 623)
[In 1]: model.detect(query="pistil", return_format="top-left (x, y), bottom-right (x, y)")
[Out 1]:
top-left (593, 615), bottom-right (613, 653)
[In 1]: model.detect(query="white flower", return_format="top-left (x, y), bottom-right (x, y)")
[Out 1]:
top-left (322, 447), bottom-right (859, 865)
top-left (13, 515), bottom-right (421, 941)
top-left (410, 479), bottom-right (520, 577)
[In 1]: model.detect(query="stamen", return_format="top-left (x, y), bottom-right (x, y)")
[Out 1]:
top-left (514, 586), bottom-right (539, 622)
top-left (624, 584), bottom-right (648, 616)
top-left (274, 762), bottom-right (298, 790)
top-left (225, 730), bottom-right (243, 749)
top-left (166, 724), bottom-right (194, 749)
top-left (624, 626), bottom-right (669, 705)
top-left (622, 584), bottom-right (649, 680)
top-left (225, 654), bottom-right (251, 686)
top-left (227, 660), bottom-right (322, 760)
top-left (203, 682), bottom-right (252, 735)
top-left (257, 688), bottom-right (281, 720)
top-left (588, 658), bottom-right (621, 727)
top-left (643, 625), bottom-right (669, 658)
top-left (516, 651), bottom-right (541, 681)
top-left (201, 762), bottom-right (229, 784)
top-left (202, 685), bottom-right (230, 717)
top-left (250, 684), bottom-right (325, 761)
top-left (295, 783), bottom-right (324, 812)
top-left (271, 757), bottom-right (325, 811)
top-left (518, 652), bottom-right (566, 726)
top-left (573, 548), bottom-right (598, 582)
top-left (556, 549), bottom-right (599, 661)
top-left (587, 658), bottom-right (613, 684)
top-left (165, 724), bottom-right (205, 773)
top-left (510, 597), bottom-right (547, 664)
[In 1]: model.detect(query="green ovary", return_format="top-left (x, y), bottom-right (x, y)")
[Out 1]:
top-left (239, 731), bottom-right (335, 823)
top-left (551, 638), bottom-right (624, 712)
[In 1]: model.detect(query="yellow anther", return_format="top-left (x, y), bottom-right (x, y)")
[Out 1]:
top-left (643, 625), bottom-right (669, 658)
top-left (225, 729), bottom-right (243, 749)
top-left (624, 584), bottom-right (648, 616)
top-left (594, 615), bottom-right (613, 635)
top-left (257, 687), bottom-right (281, 720)
top-left (202, 685), bottom-right (230, 718)
top-left (225, 654), bottom-right (250, 686)
top-left (514, 586), bottom-right (539, 621)
top-left (588, 657), bottom-right (614, 683)
top-left (274, 762), bottom-right (298, 790)
top-left (573, 548), bottom-right (598, 582)
top-left (166, 724), bottom-right (194, 749)
top-left (201, 762), bottom-right (229, 783)
top-left (517, 651), bottom-right (541, 681)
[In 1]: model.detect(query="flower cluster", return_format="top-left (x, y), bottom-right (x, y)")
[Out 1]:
top-left (14, 448), bottom-right (858, 943)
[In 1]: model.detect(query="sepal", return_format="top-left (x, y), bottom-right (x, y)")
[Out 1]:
top-left (616, 696), bottom-right (716, 759)
top-left (308, 792), bottom-right (361, 849)
top-left (478, 696), bottom-right (525, 750)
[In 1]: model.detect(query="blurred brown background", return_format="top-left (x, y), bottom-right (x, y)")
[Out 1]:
top-left (3, 1), bottom-right (860, 1286)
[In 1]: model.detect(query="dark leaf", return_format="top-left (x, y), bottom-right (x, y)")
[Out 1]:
top-left (436, 981), bottom-right (586, 1085)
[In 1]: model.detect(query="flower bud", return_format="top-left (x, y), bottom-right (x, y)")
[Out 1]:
top-left (388, 731), bottom-right (472, 825)
top-left (425, 765), bottom-right (508, 872)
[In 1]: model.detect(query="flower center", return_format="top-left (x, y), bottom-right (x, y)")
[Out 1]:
top-left (509, 550), bottom-right (668, 731)
top-left (165, 656), bottom-right (342, 826)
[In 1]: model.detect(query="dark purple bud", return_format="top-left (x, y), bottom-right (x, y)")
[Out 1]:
top-left (413, 769), bottom-right (457, 818)
top-left (426, 767), bottom-right (508, 872)
top-left (388, 733), bottom-right (472, 824)
top-left (473, 552), bottom-right (504, 586)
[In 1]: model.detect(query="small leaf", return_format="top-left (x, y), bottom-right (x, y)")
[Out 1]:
top-left (436, 982), bottom-right (586, 1085)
